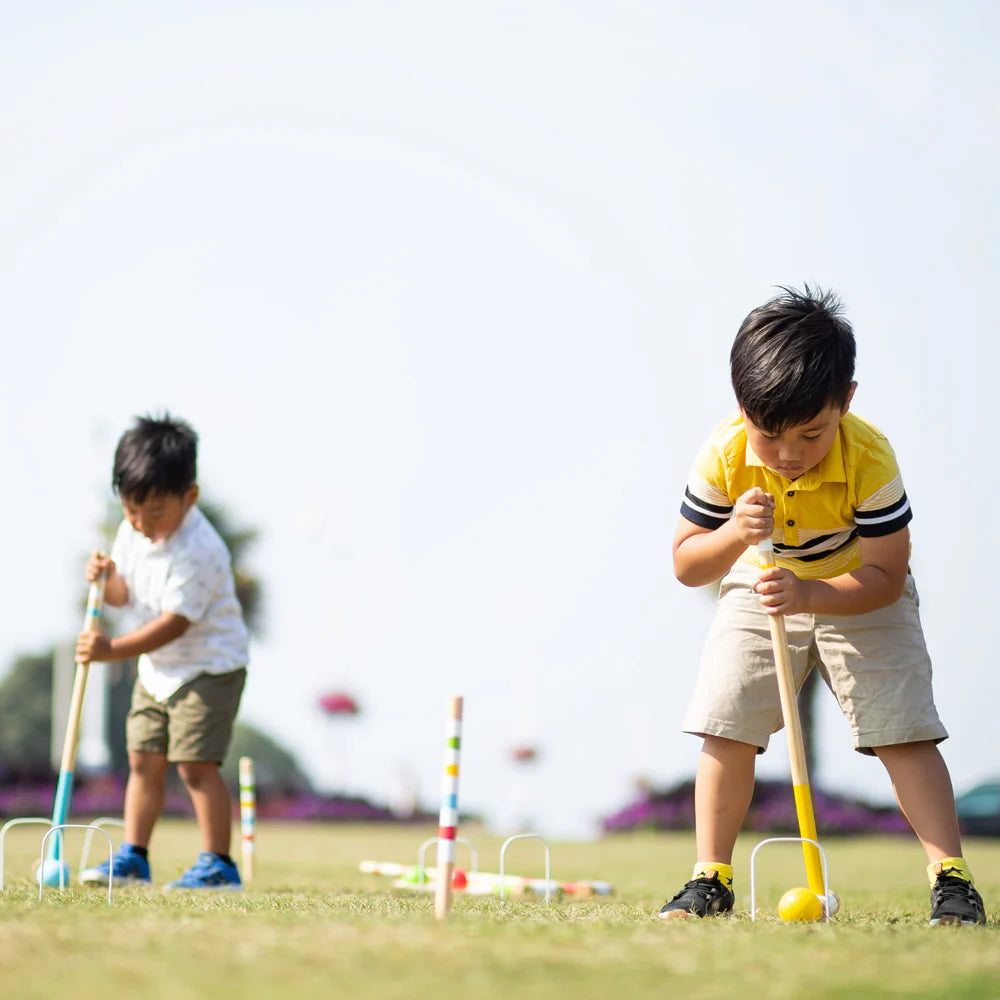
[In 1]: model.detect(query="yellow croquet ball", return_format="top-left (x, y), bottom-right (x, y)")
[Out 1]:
top-left (777, 886), bottom-right (823, 923)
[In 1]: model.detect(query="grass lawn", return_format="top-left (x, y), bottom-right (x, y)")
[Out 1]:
top-left (1, 819), bottom-right (999, 999)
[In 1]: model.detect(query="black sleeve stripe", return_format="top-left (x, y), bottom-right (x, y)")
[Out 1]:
top-left (856, 506), bottom-right (912, 538)
top-left (683, 487), bottom-right (732, 516)
top-left (680, 501), bottom-right (729, 530)
top-left (855, 492), bottom-right (910, 522)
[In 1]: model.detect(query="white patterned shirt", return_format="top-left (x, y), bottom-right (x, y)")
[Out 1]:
top-left (110, 506), bottom-right (249, 702)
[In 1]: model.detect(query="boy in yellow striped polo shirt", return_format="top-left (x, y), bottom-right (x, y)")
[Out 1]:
top-left (659, 286), bottom-right (986, 927)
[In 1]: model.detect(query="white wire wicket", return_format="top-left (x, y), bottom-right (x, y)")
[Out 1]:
top-left (434, 695), bottom-right (463, 921)
top-left (239, 756), bottom-right (256, 884)
top-left (78, 816), bottom-right (125, 876)
top-left (749, 836), bottom-right (832, 923)
top-left (39, 824), bottom-right (115, 903)
top-left (499, 833), bottom-right (552, 904)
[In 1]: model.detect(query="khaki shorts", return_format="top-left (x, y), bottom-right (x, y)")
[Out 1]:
top-left (682, 562), bottom-right (947, 754)
top-left (127, 669), bottom-right (247, 763)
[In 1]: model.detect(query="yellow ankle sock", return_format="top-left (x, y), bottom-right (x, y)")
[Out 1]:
top-left (693, 862), bottom-right (733, 890)
top-left (927, 857), bottom-right (973, 886)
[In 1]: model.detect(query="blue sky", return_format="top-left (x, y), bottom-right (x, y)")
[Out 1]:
top-left (2, 2), bottom-right (999, 838)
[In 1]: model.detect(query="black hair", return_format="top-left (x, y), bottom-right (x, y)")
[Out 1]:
top-left (112, 413), bottom-right (198, 502)
top-left (730, 285), bottom-right (856, 434)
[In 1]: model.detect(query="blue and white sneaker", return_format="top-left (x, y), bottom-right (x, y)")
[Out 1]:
top-left (80, 843), bottom-right (152, 887)
top-left (164, 852), bottom-right (243, 891)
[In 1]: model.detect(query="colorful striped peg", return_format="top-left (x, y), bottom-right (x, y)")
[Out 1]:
top-left (434, 696), bottom-right (463, 920)
top-left (239, 756), bottom-right (256, 884)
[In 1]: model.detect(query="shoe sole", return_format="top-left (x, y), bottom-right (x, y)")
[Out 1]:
top-left (929, 915), bottom-right (985, 927)
top-left (657, 908), bottom-right (733, 920)
top-left (79, 876), bottom-right (152, 888)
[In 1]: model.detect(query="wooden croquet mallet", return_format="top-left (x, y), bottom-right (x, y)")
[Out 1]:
top-left (756, 538), bottom-right (826, 899)
top-left (48, 572), bottom-right (107, 864)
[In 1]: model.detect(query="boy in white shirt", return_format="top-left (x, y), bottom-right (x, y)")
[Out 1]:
top-left (77, 414), bottom-right (249, 890)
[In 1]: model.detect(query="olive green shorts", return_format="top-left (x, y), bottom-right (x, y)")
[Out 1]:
top-left (682, 562), bottom-right (947, 755)
top-left (127, 668), bottom-right (247, 763)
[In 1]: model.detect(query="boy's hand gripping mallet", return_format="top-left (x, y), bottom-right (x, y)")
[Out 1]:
top-left (756, 539), bottom-right (829, 906)
top-left (46, 572), bottom-right (107, 874)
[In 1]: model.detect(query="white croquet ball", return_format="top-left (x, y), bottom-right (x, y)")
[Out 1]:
top-left (37, 859), bottom-right (71, 887)
top-left (823, 891), bottom-right (840, 917)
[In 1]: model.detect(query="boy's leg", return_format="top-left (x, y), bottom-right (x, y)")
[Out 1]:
top-left (79, 748), bottom-right (162, 886)
top-left (176, 760), bottom-right (233, 856)
top-left (163, 760), bottom-right (242, 890)
top-left (873, 741), bottom-right (961, 861)
top-left (124, 750), bottom-right (168, 848)
top-left (875, 741), bottom-right (986, 926)
top-left (162, 669), bottom-right (245, 887)
top-left (659, 735), bottom-right (757, 919)
top-left (161, 670), bottom-right (245, 890)
top-left (80, 684), bottom-right (166, 887)
top-left (695, 735), bottom-right (758, 863)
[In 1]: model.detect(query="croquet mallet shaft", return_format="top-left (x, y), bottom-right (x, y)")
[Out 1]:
top-left (757, 539), bottom-right (826, 897)
top-left (49, 574), bottom-right (106, 860)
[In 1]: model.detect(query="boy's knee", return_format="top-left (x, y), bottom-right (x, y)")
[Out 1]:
top-left (872, 739), bottom-right (939, 759)
top-left (702, 734), bottom-right (758, 760)
top-left (128, 750), bottom-right (167, 779)
top-left (176, 760), bottom-right (220, 788)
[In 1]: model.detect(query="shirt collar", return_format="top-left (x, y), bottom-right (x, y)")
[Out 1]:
top-left (137, 505), bottom-right (198, 552)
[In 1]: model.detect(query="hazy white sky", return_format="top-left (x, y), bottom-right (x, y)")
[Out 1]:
top-left (2, 2), bottom-right (999, 838)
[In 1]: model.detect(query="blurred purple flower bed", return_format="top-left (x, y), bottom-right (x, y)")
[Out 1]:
top-left (0, 775), bottom-right (432, 824)
top-left (602, 778), bottom-right (911, 836)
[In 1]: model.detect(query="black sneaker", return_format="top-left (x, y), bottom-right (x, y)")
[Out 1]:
top-left (658, 872), bottom-right (735, 920)
top-left (929, 866), bottom-right (986, 927)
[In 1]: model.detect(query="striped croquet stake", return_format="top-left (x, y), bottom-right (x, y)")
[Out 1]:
top-left (239, 756), bottom-right (256, 884)
top-left (434, 695), bottom-right (463, 920)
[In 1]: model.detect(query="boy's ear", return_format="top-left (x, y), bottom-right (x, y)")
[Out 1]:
top-left (184, 484), bottom-right (200, 508)
top-left (841, 382), bottom-right (858, 415)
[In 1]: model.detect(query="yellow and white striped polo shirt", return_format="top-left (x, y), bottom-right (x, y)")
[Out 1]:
top-left (680, 411), bottom-right (912, 579)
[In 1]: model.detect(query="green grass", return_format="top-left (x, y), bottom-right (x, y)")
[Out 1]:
top-left (1, 820), bottom-right (999, 998)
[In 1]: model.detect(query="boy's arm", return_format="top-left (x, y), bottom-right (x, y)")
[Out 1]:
top-left (76, 612), bottom-right (190, 663)
top-left (756, 528), bottom-right (910, 617)
top-left (673, 487), bottom-right (775, 587)
top-left (102, 571), bottom-right (129, 607)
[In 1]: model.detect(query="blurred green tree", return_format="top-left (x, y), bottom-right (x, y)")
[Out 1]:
top-left (0, 653), bottom-right (57, 778)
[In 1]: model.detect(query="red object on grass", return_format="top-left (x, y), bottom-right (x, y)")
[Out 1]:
top-left (318, 691), bottom-right (360, 716)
